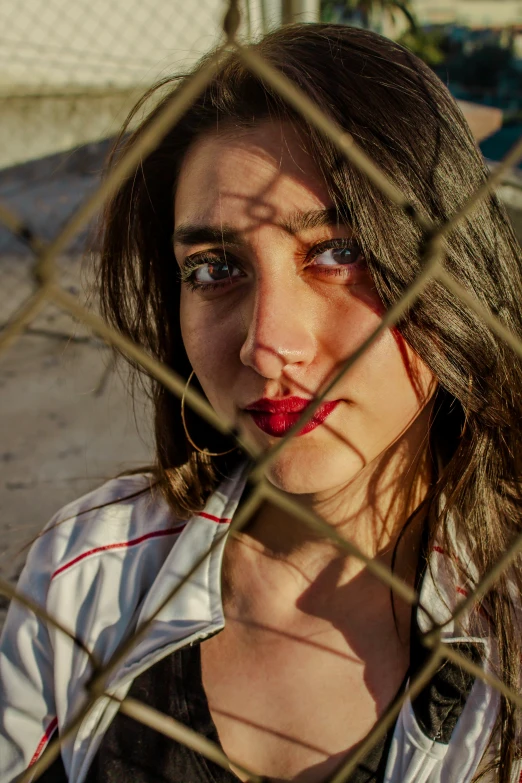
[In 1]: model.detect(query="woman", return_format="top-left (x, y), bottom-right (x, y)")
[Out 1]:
top-left (1, 22), bottom-right (521, 783)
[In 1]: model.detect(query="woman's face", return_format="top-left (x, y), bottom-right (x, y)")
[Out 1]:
top-left (174, 122), bottom-right (435, 496)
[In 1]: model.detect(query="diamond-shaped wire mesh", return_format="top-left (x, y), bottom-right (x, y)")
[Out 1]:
top-left (1, 1), bottom-right (522, 781)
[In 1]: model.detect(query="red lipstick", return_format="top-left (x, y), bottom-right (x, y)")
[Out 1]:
top-left (244, 396), bottom-right (339, 437)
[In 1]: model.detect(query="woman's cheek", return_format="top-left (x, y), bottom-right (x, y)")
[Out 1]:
top-left (318, 295), bottom-right (383, 371)
top-left (348, 284), bottom-right (435, 408)
top-left (337, 289), bottom-right (434, 409)
top-left (181, 310), bottom-right (240, 412)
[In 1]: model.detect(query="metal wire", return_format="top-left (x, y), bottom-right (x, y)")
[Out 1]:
top-left (1, 1), bottom-right (522, 781)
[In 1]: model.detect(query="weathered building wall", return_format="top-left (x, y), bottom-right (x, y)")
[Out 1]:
top-left (0, 0), bottom-right (284, 169)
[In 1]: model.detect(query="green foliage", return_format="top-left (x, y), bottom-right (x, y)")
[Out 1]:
top-left (321, 0), bottom-right (416, 32)
top-left (397, 27), bottom-right (446, 66)
top-left (453, 43), bottom-right (514, 90)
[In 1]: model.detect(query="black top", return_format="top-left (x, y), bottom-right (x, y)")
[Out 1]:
top-left (41, 639), bottom-right (401, 783)
top-left (84, 640), bottom-right (398, 783)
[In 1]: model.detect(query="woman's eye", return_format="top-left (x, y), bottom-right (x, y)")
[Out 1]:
top-left (312, 243), bottom-right (364, 266)
top-left (192, 260), bottom-right (242, 284)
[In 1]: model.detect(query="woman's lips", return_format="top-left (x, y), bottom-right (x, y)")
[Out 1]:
top-left (244, 397), bottom-right (340, 437)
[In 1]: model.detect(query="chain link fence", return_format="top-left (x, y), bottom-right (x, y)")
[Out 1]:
top-left (0, 0), bottom-right (256, 610)
top-left (1, 0), bottom-right (522, 780)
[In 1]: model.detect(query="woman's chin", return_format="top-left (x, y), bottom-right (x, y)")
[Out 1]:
top-left (262, 442), bottom-right (365, 498)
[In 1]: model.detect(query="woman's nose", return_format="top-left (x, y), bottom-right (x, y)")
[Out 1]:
top-left (239, 278), bottom-right (317, 380)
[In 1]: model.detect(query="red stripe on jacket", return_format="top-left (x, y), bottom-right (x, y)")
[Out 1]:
top-left (198, 512), bottom-right (231, 524)
top-left (50, 526), bottom-right (186, 581)
top-left (29, 716), bottom-right (58, 766)
top-left (50, 512), bottom-right (231, 582)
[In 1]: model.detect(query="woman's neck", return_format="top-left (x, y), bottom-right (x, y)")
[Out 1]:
top-left (220, 448), bottom-right (431, 665)
top-left (233, 439), bottom-right (433, 588)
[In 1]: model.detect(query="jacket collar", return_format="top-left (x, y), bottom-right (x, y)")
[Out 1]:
top-left (106, 463), bottom-right (249, 690)
top-left (107, 463), bottom-right (490, 690)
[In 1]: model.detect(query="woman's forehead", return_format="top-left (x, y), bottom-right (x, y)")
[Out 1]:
top-left (174, 122), bottom-right (331, 230)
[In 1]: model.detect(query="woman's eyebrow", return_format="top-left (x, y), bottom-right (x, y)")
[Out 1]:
top-left (173, 207), bottom-right (348, 247)
top-left (173, 224), bottom-right (240, 247)
top-left (278, 207), bottom-right (348, 234)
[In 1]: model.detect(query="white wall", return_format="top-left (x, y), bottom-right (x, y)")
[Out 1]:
top-left (0, 0), bottom-right (226, 92)
top-left (412, 0), bottom-right (522, 27)
top-left (0, 0), bottom-right (285, 168)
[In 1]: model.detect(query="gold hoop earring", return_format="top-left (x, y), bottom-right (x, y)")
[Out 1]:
top-left (181, 370), bottom-right (237, 457)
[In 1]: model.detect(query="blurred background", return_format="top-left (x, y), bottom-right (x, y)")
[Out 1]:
top-left (0, 0), bottom-right (520, 623)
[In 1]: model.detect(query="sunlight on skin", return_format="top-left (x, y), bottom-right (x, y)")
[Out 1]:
top-left (173, 121), bottom-right (438, 782)
top-left (174, 121), bottom-right (436, 547)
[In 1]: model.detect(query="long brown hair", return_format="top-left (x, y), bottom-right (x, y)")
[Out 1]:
top-left (98, 24), bottom-right (522, 779)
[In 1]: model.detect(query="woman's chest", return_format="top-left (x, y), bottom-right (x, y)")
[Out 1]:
top-left (200, 619), bottom-right (409, 782)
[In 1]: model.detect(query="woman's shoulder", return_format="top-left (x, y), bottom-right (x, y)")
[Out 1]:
top-left (22, 473), bottom-right (183, 590)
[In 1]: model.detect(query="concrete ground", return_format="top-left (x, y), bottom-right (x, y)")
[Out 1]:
top-left (0, 142), bottom-right (157, 630)
top-left (0, 292), bottom-right (153, 628)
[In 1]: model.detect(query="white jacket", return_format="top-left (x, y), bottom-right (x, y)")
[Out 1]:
top-left (0, 466), bottom-right (515, 782)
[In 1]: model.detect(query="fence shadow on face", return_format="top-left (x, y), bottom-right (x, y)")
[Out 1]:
top-left (2, 7), bottom-right (522, 783)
